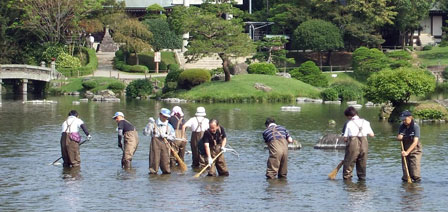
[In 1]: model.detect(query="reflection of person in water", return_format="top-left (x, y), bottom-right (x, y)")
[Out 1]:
top-left (400, 184), bottom-right (423, 211)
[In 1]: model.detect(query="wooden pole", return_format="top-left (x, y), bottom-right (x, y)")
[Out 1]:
top-left (401, 141), bottom-right (413, 183)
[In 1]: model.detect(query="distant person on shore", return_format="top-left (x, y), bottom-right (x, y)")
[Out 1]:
top-left (203, 119), bottom-right (229, 176)
top-left (88, 34), bottom-right (94, 49)
top-left (342, 106), bottom-right (374, 181)
top-left (182, 106), bottom-right (209, 169)
top-left (168, 106), bottom-right (187, 167)
top-left (60, 110), bottom-right (91, 167)
top-left (113, 112), bottom-right (139, 169)
top-left (397, 110), bottom-right (422, 182)
top-left (262, 117), bottom-right (293, 179)
top-left (144, 108), bottom-right (176, 174)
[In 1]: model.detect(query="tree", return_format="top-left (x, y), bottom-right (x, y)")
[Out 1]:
top-left (293, 19), bottom-right (343, 66)
top-left (253, 37), bottom-right (295, 70)
top-left (111, 18), bottom-right (152, 65)
top-left (352, 47), bottom-right (389, 81)
top-left (18, 0), bottom-right (103, 43)
top-left (364, 67), bottom-right (435, 107)
top-left (267, 3), bottom-right (310, 35)
top-left (143, 19), bottom-right (182, 51)
top-left (391, 0), bottom-right (434, 48)
top-left (185, 5), bottom-right (256, 81)
top-left (145, 4), bottom-right (167, 20)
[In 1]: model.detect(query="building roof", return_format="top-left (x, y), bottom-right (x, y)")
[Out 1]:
top-left (120, 0), bottom-right (242, 8)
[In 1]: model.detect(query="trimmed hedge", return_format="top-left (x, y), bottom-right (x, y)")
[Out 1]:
top-left (331, 81), bottom-right (363, 101)
top-left (247, 63), bottom-right (277, 75)
top-left (352, 47), bottom-right (389, 81)
top-left (107, 82), bottom-right (126, 93)
top-left (163, 69), bottom-right (183, 93)
top-left (178, 69), bottom-right (211, 90)
top-left (82, 80), bottom-right (98, 90)
top-left (290, 61), bottom-right (328, 87)
top-left (58, 47), bottom-right (98, 77)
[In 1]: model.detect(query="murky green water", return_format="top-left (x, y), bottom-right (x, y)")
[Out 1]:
top-left (1, 95), bottom-right (447, 211)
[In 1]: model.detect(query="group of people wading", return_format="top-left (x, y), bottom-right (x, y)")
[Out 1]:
top-left (59, 106), bottom-right (422, 182)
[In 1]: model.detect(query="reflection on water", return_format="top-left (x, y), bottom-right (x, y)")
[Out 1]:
top-left (1, 96), bottom-right (448, 211)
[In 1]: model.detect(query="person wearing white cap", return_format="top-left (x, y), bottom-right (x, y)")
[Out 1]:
top-left (144, 108), bottom-right (176, 174)
top-left (182, 106), bottom-right (209, 169)
top-left (168, 106), bottom-right (187, 167)
top-left (113, 111), bottom-right (139, 169)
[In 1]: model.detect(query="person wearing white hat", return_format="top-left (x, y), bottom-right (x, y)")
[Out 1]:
top-left (182, 106), bottom-right (209, 169)
top-left (168, 106), bottom-right (187, 167)
top-left (144, 108), bottom-right (176, 174)
top-left (113, 111), bottom-right (139, 169)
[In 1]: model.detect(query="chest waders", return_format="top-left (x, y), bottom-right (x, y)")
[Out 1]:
top-left (206, 128), bottom-right (229, 176)
top-left (343, 120), bottom-right (368, 180)
top-left (401, 135), bottom-right (422, 182)
top-left (171, 117), bottom-right (187, 167)
top-left (60, 119), bottom-right (80, 167)
top-left (149, 124), bottom-right (171, 174)
top-left (266, 126), bottom-right (289, 179)
top-left (190, 117), bottom-right (206, 169)
top-left (121, 120), bottom-right (139, 169)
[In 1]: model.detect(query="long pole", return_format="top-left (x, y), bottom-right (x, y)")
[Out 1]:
top-left (401, 141), bottom-right (413, 184)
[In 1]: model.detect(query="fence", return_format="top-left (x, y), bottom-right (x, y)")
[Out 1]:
top-left (281, 65), bottom-right (353, 73)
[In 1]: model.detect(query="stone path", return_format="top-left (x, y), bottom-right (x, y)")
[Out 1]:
top-left (91, 51), bottom-right (167, 79)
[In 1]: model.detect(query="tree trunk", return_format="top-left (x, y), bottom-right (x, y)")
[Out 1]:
top-left (326, 50), bottom-right (332, 66)
top-left (318, 51), bottom-right (322, 69)
top-left (135, 52), bottom-right (139, 65)
top-left (219, 53), bottom-right (231, 82)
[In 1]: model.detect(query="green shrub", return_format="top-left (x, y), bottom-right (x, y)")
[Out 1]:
top-left (107, 82), bottom-right (126, 93)
top-left (82, 80), bottom-right (98, 90)
top-left (126, 79), bottom-right (153, 98)
top-left (331, 81), bottom-right (363, 101)
top-left (58, 47), bottom-right (98, 77)
top-left (129, 65), bottom-right (149, 73)
top-left (247, 62), bottom-right (277, 75)
top-left (163, 69), bottom-right (182, 93)
top-left (423, 45), bottom-right (433, 51)
top-left (290, 61), bottom-right (328, 87)
top-left (439, 40), bottom-right (448, 47)
top-left (168, 63), bottom-right (180, 72)
top-left (113, 58), bottom-right (131, 72)
top-left (413, 103), bottom-right (448, 120)
top-left (387, 50), bottom-right (412, 69)
top-left (178, 69), bottom-right (211, 90)
top-left (42, 43), bottom-right (65, 63)
top-left (352, 47), bottom-right (389, 81)
top-left (321, 88), bottom-right (339, 101)
top-left (56, 53), bottom-right (82, 69)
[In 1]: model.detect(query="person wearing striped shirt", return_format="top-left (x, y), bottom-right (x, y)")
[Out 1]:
top-left (262, 118), bottom-right (293, 179)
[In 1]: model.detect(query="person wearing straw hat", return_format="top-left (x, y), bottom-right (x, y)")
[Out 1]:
top-left (60, 110), bottom-right (91, 167)
top-left (168, 106), bottom-right (187, 167)
top-left (182, 106), bottom-right (209, 169)
top-left (144, 108), bottom-right (176, 174)
top-left (203, 119), bottom-right (229, 176)
top-left (263, 117), bottom-right (293, 179)
top-left (113, 111), bottom-right (139, 169)
top-left (342, 106), bottom-right (374, 181)
top-left (397, 110), bottom-right (422, 182)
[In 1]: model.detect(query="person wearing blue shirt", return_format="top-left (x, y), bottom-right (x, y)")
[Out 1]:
top-left (397, 110), bottom-right (422, 182)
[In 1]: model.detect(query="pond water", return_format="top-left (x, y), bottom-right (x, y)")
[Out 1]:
top-left (1, 95), bottom-right (447, 211)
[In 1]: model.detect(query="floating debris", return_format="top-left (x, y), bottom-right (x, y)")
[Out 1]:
top-left (281, 106), bottom-right (301, 112)
top-left (314, 134), bottom-right (345, 149)
top-left (22, 100), bottom-right (57, 104)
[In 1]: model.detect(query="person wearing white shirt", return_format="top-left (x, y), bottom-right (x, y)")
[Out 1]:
top-left (144, 108), bottom-right (176, 174)
top-left (342, 106), bottom-right (374, 180)
top-left (182, 106), bottom-right (209, 169)
top-left (60, 110), bottom-right (91, 167)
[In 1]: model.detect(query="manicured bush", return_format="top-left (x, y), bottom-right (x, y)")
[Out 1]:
top-left (423, 45), bottom-right (433, 51)
top-left (56, 53), bottom-right (82, 69)
top-left (247, 62), bottom-right (277, 75)
top-left (168, 63), bottom-right (180, 72)
top-left (352, 47), bottom-right (389, 81)
top-left (321, 88), bottom-right (339, 101)
top-left (413, 103), bottom-right (448, 120)
top-left (129, 65), bottom-right (149, 73)
top-left (42, 44), bottom-right (65, 63)
top-left (163, 69), bottom-right (183, 93)
top-left (82, 80), bottom-right (98, 90)
top-left (58, 47), bottom-right (98, 77)
top-left (107, 82), bottom-right (126, 93)
top-left (290, 61), bottom-right (328, 87)
top-left (126, 79), bottom-right (153, 98)
top-left (387, 50), bottom-right (412, 69)
top-left (178, 69), bottom-right (211, 90)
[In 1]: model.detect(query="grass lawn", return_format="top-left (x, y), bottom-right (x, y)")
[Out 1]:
top-left (323, 72), bottom-right (364, 87)
top-left (54, 77), bottom-right (124, 93)
top-left (173, 74), bottom-right (321, 102)
top-left (416, 46), bottom-right (448, 66)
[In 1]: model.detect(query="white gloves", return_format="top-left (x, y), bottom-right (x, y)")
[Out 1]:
top-left (221, 147), bottom-right (227, 152)
top-left (149, 117), bottom-right (155, 123)
top-left (208, 156), bottom-right (213, 166)
top-left (87, 135), bottom-right (92, 141)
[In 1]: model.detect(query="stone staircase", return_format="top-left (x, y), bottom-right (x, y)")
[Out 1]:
top-left (175, 50), bottom-right (223, 70)
top-left (417, 33), bottom-right (436, 46)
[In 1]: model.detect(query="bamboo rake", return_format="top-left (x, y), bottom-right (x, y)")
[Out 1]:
top-left (328, 160), bottom-right (344, 180)
top-left (401, 141), bottom-right (413, 184)
top-left (194, 151), bottom-right (224, 178)
top-left (163, 138), bottom-right (188, 173)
